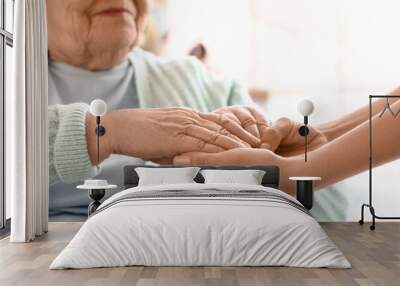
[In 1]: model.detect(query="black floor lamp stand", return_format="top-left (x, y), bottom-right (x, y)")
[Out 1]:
top-left (359, 95), bottom-right (400, 230)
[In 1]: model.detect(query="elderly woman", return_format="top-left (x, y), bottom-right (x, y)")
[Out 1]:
top-left (47, 0), bottom-right (273, 218)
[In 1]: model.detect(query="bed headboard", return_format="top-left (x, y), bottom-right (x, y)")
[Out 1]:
top-left (123, 165), bottom-right (280, 189)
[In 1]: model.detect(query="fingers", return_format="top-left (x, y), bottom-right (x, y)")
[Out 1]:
top-left (151, 158), bottom-right (173, 165)
top-left (173, 148), bottom-right (274, 166)
top-left (246, 106), bottom-right (271, 142)
top-left (184, 125), bottom-right (249, 150)
top-left (198, 112), bottom-right (260, 147)
top-left (146, 138), bottom-right (225, 162)
top-left (259, 117), bottom-right (296, 151)
top-left (199, 117), bottom-right (252, 148)
top-left (173, 151), bottom-right (242, 166)
top-left (200, 142), bottom-right (228, 153)
top-left (259, 128), bottom-right (281, 151)
top-left (173, 152), bottom-right (219, 166)
top-left (226, 107), bottom-right (261, 140)
top-left (270, 117), bottom-right (294, 144)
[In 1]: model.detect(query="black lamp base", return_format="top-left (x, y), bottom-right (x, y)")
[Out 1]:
top-left (88, 189), bottom-right (106, 216)
top-left (296, 180), bottom-right (314, 210)
top-left (298, 126), bottom-right (310, 136)
top-left (95, 125), bottom-right (106, 136)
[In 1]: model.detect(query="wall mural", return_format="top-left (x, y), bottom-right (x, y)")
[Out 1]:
top-left (46, 0), bottom-right (400, 223)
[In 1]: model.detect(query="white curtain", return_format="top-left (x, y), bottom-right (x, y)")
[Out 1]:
top-left (7, 0), bottom-right (49, 242)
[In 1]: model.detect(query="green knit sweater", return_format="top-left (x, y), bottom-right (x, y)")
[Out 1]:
top-left (49, 48), bottom-right (253, 185)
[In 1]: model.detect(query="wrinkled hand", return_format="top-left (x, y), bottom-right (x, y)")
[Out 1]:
top-left (171, 117), bottom-right (329, 166)
top-left (87, 107), bottom-right (253, 164)
top-left (199, 106), bottom-right (271, 147)
top-left (202, 107), bottom-right (328, 157)
top-left (260, 117), bottom-right (329, 157)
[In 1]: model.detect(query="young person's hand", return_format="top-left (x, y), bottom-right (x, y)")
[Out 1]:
top-left (260, 117), bottom-right (329, 157)
top-left (173, 148), bottom-right (281, 166)
top-left (173, 148), bottom-right (302, 195)
top-left (86, 108), bottom-right (252, 164)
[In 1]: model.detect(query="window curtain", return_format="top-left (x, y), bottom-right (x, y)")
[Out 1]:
top-left (7, 0), bottom-right (49, 242)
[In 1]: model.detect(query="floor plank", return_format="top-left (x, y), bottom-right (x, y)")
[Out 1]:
top-left (0, 222), bottom-right (399, 286)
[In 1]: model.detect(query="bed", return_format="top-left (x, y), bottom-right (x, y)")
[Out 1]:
top-left (50, 165), bottom-right (350, 269)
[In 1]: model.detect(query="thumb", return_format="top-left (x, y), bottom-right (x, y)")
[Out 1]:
top-left (173, 152), bottom-right (234, 166)
top-left (260, 117), bottom-right (293, 150)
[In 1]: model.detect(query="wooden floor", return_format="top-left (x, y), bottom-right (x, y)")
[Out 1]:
top-left (0, 222), bottom-right (399, 286)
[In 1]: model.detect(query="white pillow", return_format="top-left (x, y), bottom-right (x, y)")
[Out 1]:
top-left (135, 167), bottom-right (201, 186)
top-left (200, 169), bottom-right (266, 185)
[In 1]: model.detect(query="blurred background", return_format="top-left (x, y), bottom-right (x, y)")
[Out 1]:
top-left (140, 0), bottom-right (400, 221)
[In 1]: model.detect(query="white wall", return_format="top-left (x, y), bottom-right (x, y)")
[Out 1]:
top-left (165, 0), bottom-right (400, 221)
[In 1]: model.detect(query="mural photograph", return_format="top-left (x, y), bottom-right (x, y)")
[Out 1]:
top-left (47, 0), bottom-right (400, 222)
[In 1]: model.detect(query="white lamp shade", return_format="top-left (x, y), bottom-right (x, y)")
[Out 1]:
top-left (90, 99), bottom-right (107, 117)
top-left (297, 99), bottom-right (315, 116)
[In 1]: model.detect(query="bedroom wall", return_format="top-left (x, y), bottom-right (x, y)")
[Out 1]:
top-left (164, 0), bottom-right (400, 221)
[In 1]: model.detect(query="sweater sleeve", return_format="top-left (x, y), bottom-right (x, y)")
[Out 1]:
top-left (49, 103), bottom-right (98, 185)
top-left (227, 80), bottom-right (255, 107)
top-left (185, 57), bottom-right (255, 109)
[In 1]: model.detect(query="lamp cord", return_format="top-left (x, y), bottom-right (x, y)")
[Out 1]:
top-left (305, 129), bottom-right (308, 162)
top-left (97, 126), bottom-right (100, 166)
top-left (96, 116), bottom-right (101, 167)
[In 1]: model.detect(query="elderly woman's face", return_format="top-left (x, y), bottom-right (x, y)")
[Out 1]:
top-left (47, 0), bottom-right (142, 70)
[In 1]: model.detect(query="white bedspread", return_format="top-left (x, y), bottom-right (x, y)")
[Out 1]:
top-left (50, 183), bottom-right (351, 269)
